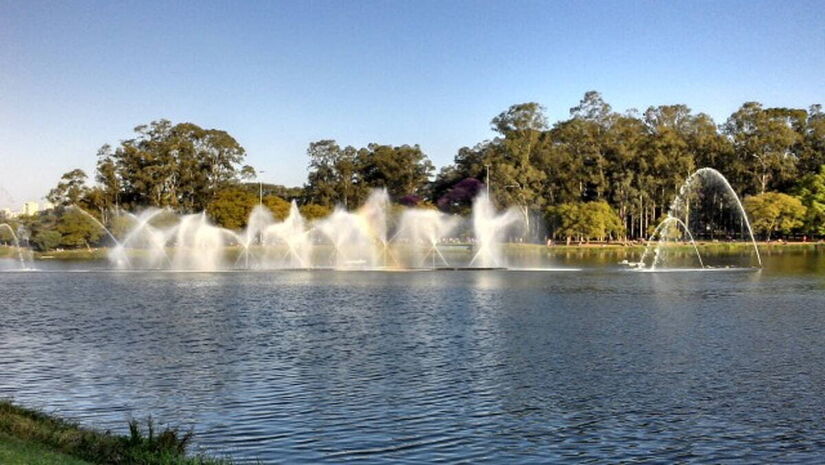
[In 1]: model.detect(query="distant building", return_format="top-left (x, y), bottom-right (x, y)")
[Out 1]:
top-left (41, 200), bottom-right (55, 211)
top-left (0, 208), bottom-right (12, 219)
top-left (22, 202), bottom-right (39, 216)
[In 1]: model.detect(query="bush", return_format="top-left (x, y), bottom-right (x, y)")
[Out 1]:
top-left (32, 230), bottom-right (62, 252)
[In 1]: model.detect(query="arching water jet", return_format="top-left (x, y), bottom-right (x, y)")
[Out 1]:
top-left (0, 223), bottom-right (29, 269)
top-left (640, 167), bottom-right (762, 270)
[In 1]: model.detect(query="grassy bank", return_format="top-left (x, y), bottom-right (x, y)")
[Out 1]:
top-left (3, 241), bottom-right (823, 263)
top-left (0, 400), bottom-right (232, 465)
top-left (510, 241), bottom-right (825, 255)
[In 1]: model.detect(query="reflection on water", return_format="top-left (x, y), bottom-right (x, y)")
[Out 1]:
top-left (0, 253), bottom-right (824, 463)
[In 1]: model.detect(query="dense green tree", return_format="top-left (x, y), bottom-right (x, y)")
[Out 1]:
top-left (55, 209), bottom-right (104, 248)
top-left (724, 103), bottom-right (802, 195)
top-left (357, 143), bottom-right (434, 200)
top-left (104, 120), bottom-right (252, 211)
top-left (39, 95), bottom-right (825, 249)
top-left (207, 187), bottom-right (258, 230)
top-left (264, 195), bottom-right (291, 221)
top-left (207, 187), bottom-right (292, 229)
top-left (799, 105), bottom-right (825, 174)
top-left (305, 140), bottom-right (366, 208)
top-left (794, 165), bottom-right (825, 236)
top-left (31, 230), bottom-right (62, 252)
top-left (299, 204), bottom-right (332, 220)
top-left (488, 103), bottom-right (548, 208)
top-left (743, 192), bottom-right (806, 240)
top-left (547, 201), bottom-right (624, 244)
top-left (47, 169), bottom-right (90, 207)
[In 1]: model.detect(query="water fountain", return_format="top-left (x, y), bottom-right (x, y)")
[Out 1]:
top-left (109, 208), bottom-right (171, 269)
top-left (68, 205), bottom-right (122, 247)
top-left (309, 189), bottom-right (404, 269)
top-left (0, 223), bottom-right (30, 269)
top-left (393, 208), bottom-right (459, 268)
top-left (261, 201), bottom-right (312, 269)
top-left (639, 168), bottom-right (762, 270)
top-left (170, 213), bottom-right (240, 271)
top-left (468, 192), bottom-right (523, 268)
top-left (99, 189), bottom-right (527, 271)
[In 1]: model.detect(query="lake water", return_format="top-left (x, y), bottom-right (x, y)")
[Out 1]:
top-left (2, 252), bottom-right (825, 463)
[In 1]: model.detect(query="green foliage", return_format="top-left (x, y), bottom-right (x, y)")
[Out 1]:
top-left (42, 94), bottom-right (825, 244)
top-left (207, 187), bottom-right (291, 229)
top-left (97, 120), bottom-right (251, 212)
top-left (547, 201), bottom-right (624, 243)
top-left (724, 102), bottom-right (802, 194)
top-left (0, 400), bottom-right (232, 465)
top-left (55, 210), bottom-right (103, 248)
top-left (299, 204), bottom-right (332, 220)
top-left (110, 215), bottom-right (137, 241)
top-left (47, 169), bottom-right (89, 208)
top-left (0, 432), bottom-right (92, 465)
top-left (358, 143), bottom-right (434, 199)
top-left (793, 164), bottom-right (825, 235)
top-left (31, 230), bottom-right (62, 252)
top-left (743, 192), bottom-right (806, 239)
top-left (305, 140), bottom-right (434, 207)
top-left (305, 140), bottom-right (366, 208)
top-left (207, 187), bottom-right (257, 230)
top-left (263, 195), bottom-right (290, 220)
top-left (0, 224), bottom-right (17, 244)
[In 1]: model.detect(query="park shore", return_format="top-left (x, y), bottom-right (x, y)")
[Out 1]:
top-left (2, 241), bottom-right (822, 262)
top-left (0, 400), bottom-right (232, 465)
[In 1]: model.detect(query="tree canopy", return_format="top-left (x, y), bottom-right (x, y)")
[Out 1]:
top-left (41, 93), bottom-right (825, 247)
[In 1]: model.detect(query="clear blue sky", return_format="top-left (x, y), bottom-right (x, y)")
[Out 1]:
top-left (1, 0), bottom-right (823, 208)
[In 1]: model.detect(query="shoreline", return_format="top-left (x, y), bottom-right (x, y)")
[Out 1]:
top-left (2, 241), bottom-right (822, 262)
top-left (0, 400), bottom-right (232, 465)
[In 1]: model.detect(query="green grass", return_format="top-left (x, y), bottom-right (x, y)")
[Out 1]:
top-left (0, 246), bottom-right (22, 258)
top-left (0, 400), bottom-right (233, 465)
top-left (34, 248), bottom-right (109, 261)
top-left (0, 432), bottom-right (92, 465)
top-left (6, 241), bottom-right (823, 263)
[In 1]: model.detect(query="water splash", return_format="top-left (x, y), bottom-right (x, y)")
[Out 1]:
top-left (68, 205), bottom-right (122, 248)
top-left (468, 193), bottom-right (523, 268)
top-left (0, 223), bottom-right (29, 269)
top-left (262, 201), bottom-right (312, 268)
top-left (641, 167), bottom-right (762, 270)
top-left (105, 189), bottom-right (524, 271)
top-left (640, 216), bottom-right (704, 269)
top-left (393, 209), bottom-right (459, 268)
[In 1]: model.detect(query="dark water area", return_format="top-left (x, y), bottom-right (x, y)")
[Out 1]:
top-left (1, 252), bottom-right (825, 463)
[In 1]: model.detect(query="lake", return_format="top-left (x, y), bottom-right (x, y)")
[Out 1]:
top-left (1, 251), bottom-right (825, 463)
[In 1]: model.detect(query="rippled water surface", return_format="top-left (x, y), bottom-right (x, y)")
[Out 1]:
top-left (2, 253), bottom-right (825, 463)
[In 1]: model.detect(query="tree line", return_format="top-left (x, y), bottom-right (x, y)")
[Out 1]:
top-left (2, 91), bottom-right (824, 250)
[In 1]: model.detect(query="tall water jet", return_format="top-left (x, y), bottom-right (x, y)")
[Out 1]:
top-left (393, 209), bottom-right (459, 268)
top-left (468, 193), bottom-right (523, 268)
top-left (359, 189), bottom-right (393, 266)
top-left (0, 223), bottom-right (29, 269)
top-left (236, 205), bottom-right (275, 268)
top-left (262, 201), bottom-right (313, 268)
top-left (314, 190), bottom-right (391, 269)
top-left (170, 213), bottom-right (238, 271)
top-left (315, 209), bottom-right (379, 269)
top-left (641, 167), bottom-right (762, 270)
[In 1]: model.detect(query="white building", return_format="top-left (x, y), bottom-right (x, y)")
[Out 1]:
top-left (22, 202), bottom-right (39, 216)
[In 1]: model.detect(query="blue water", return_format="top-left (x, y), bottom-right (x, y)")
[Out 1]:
top-left (2, 255), bottom-right (825, 463)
